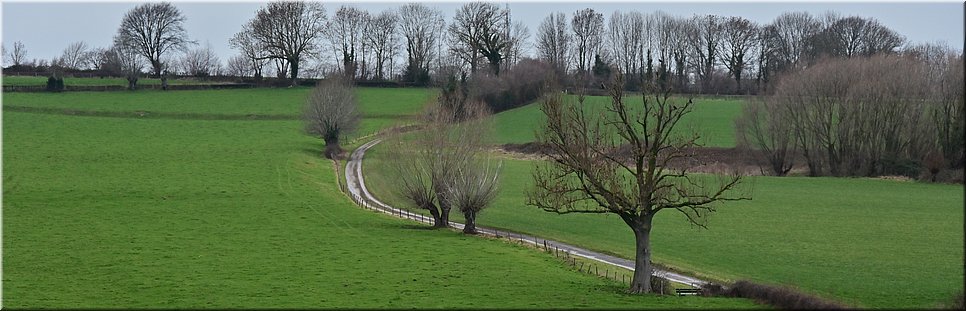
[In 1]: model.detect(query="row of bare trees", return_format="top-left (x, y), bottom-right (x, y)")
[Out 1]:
top-left (534, 9), bottom-right (907, 94)
top-left (737, 46), bottom-right (964, 179)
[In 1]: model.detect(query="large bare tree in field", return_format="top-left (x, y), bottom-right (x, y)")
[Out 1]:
top-left (115, 2), bottom-right (193, 78)
top-left (387, 99), bottom-right (496, 231)
top-left (245, 1), bottom-right (326, 85)
top-left (528, 74), bottom-right (748, 294)
top-left (303, 77), bottom-right (360, 159)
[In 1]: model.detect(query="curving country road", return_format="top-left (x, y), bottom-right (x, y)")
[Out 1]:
top-left (344, 138), bottom-right (708, 288)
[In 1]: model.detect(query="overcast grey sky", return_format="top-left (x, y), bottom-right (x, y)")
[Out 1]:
top-left (2, 1), bottom-right (963, 66)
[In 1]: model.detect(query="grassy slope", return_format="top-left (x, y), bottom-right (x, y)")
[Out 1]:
top-left (492, 95), bottom-right (743, 148)
top-left (2, 87), bottom-right (436, 141)
top-left (1, 90), bottom-right (756, 308)
top-left (363, 140), bottom-right (965, 309)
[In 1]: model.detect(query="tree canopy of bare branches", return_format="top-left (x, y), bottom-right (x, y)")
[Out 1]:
top-left (114, 2), bottom-right (193, 78)
top-left (303, 77), bottom-right (360, 159)
top-left (245, 0), bottom-right (327, 85)
top-left (718, 17), bottom-right (758, 93)
top-left (528, 74), bottom-right (748, 294)
top-left (365, 11), bottom-right (399, 81)
top-left (387, 98), bottom-right (498, 233)
top-left (536, 12), bottom-right (571, 73)
top-left (59, 41), bottom-right (91, 70)
top-left (6, 41), bottom-right (27, 66)
top-left (179, 42), bottom-right (221, 77)
top-left (229, 28), bottom-right (268, 79)
top-left (571, 8), bottom-right (604, 75)
top-left (398, 3), bottom-right (445, 85)
top-left (448, 2), bottom-right (510, 75)
top-left (327, 6), bottom-right (368, 79)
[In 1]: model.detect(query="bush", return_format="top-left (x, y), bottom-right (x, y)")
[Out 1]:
top-left (46, 76), bottom-right (65, 92)
top-left (468, 58), bottom-right (555, 113)
top-left (701, 280), bottom-right (846, 309)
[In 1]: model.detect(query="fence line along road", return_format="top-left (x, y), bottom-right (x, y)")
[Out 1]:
top-left (344, 138), bottom-right (709, 288)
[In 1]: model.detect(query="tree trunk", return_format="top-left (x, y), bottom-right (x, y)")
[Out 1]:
top-left (127, 77), bottom-right (138, 91)
top-left (439, 199), bottom-right (451, 228)
top-left (151, 59), bottom-right (162, 78)
top-left (628, 215), bottom-right (654, 294)
top-left (323, 137), bottom-right (341, 159)
top-left (462, 210), bottom-right (477, 234)
top-left (289, 58), bottom-right (299, 86)
top-left (422, 202), bottom-right (444, 228)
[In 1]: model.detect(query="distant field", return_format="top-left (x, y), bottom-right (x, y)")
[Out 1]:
top-left (2, 89), bottom-right (758, 308)
top-left (2, 87), bottom-right (436, 141)
top-left (1, 75), bottom-right (225, 87)
top-left (492, 95), bottom-right (744, 148)
top-left (362, 145), bottom-right (965, 309)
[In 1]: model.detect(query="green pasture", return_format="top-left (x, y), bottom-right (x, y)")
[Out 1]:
top-left (2, 87), bottom-right (436, 141)
top-left (1, 89), bottom-right (757, 308)
top-left (362, 144), bottom-right (965, 309)
top-left (492, 95), bottom-right (743, 148)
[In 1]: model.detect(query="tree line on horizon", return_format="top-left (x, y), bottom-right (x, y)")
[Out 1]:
top-left (3, 1), bottom-right (961, 94)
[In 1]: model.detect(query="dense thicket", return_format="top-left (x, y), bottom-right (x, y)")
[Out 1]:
top-left (737, 53), bottom-right (964, 179)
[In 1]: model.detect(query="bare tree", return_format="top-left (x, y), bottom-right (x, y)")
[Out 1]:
top-left (528, 74), bottom-right (747, 294)
top-left (536, 12), bottom-right (571, 73)
top-left (7, 41), bottom-right (27, 67)
top-left (326, 6), bottom-right (368, 79)
top-left (736, 98), bottom-right (796, 175)
top-left (684, 14), bottom-right (722, 93)
top-left (387, 98), bottom-right (495, 232)
top-left (571, 8), bottom-right (604, 75)
top-left (445, 150), bottom-right (501, 234)
top-left (607, 11), bottom-right (645, 79)
top-left (110, 44), bottom-right (143, 90)
top-left (449, 2), bottom-right (510, 75)
top-left (229, 29), bottom-right (269, 79)
top-left (58, 41), bottom-right (91, 70)
top-left (303, 77), bottom-right (360, 159)
top-left (246, 0), bottom-right (327, 85)
top-left (115, 2), bottom-right (193, 78)
top-left (718, 17), bottom-right (758, 93)
top-left (504, 21), bottom-right (530, 70)
top-left (225, 54), bottom-right (250, 77)
top-left (365, 10), bottom-right (399, 81)
top-left (179, 42), bottom-right (220, 77)
top-left (763, 11), bottom-right (821, 72)
top-left (398, 3), bottom-right (445, 84)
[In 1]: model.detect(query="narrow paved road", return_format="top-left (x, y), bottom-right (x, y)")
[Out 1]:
top-left (344, 138), bottom-right (708, 288)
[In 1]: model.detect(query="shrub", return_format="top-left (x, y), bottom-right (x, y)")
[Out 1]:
top-left (468, 58), bottom-right (555, 113)
top-left (702, 280), bottom-right (846, 309)
top-left (46, 76), bottom-right (65, 92)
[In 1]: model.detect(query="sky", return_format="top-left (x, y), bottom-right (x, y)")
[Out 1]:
top-left (1, 1), bottom-right (963, 66)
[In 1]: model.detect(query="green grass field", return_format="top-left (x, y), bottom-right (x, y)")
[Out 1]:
top-left (1, 89), bottom-right (757, 308)
top-left (2, 75), bottom-right (219, 87)
top-left (2, 87), bottom-right (436, 141)
top-left (362, 144), bottom-right (965, 309)
top-left (492, 95), bottom-right (744, 148)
